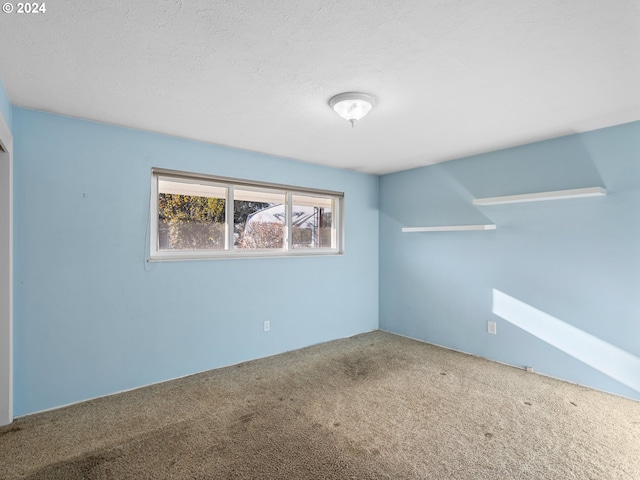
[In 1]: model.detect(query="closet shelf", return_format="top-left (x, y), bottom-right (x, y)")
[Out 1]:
top-left (402, 224), bottom-right (496, 233)
top-left (473, 187), bottom-right (606, 206)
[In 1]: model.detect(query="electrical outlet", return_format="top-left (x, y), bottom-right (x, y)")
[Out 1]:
top-left (263, 321), bottom-right (270, 332)
top-left (488, 321), bottom-right (497, 334)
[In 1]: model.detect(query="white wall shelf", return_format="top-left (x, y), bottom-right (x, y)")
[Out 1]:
top-left (473, 187), bottom-right (606, 206)
top-left (402, 224), bottom-right (496, 233)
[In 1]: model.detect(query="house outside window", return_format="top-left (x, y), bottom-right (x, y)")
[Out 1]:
top-left (150, 169), bottom-right (343, 260)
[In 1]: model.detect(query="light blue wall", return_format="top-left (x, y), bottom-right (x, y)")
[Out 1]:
top-left (380, 122), bottom-right (640, 400)
top-left (0, 77), bottom-right (11, 132)
top-left (13, 108), bottom-right (379, 415)
top-left (12, 103), bottom-right (640, 414)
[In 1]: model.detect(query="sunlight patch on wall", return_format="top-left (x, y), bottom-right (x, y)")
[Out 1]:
top-left (492, 289), bottom-right (640, 393)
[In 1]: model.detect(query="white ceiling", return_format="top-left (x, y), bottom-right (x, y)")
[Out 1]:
top-left (1, 1), bottom-right (639, 174)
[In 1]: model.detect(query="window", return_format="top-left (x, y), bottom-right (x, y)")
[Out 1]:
top-left (150, 169), bottom-right (343, 260)
top-left (291, 194), bottom-right (335, 249)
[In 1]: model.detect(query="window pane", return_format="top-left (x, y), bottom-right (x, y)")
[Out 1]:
top-left (151, 170), bottom-right (343, 260)
top-left (158, 179), bottom-right (227, 250)
top-left (291, 195), bottom-right (334, 249)
top-left (234, 189), bottom-right (286, 249)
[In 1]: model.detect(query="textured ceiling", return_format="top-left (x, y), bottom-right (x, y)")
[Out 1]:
top-left (1, 0), bottom-right (639, 174)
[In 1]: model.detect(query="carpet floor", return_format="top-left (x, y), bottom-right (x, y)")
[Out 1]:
top-left (1, 331), bottom-right (638, 479)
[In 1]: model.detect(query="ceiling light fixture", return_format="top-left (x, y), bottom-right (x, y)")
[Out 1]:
top-left (329, 92), bottom-right (376, 127)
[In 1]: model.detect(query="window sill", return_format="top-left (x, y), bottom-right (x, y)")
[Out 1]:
top-left (148, 250), bottom-right (343, 262)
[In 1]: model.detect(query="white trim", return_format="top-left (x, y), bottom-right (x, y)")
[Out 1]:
top-left (337, 195), bottom-right (345, 252)
top-left (0, 108), bottom-right (13, 426)
top-left (149, 173), bottom-right (159, 258)
top-left (330, 197), bottom-right (338, 250)
top-left (473, 187), bottom-right (607, 206)
top-left (16, 329), bottom-right (375, 419)
top-left (285, 192), bottom-right (292, 250)
top-left (379, 329), bottom-right (640, 403)
top-left (402, 224), bottom-right (496, 232)
top-left (225, 185), bottom-right (233, 251)
top-left (492, 289), bottom-right (640, 393)
top-left (149, 250), bottom-right (343, 262)
top-left (149, 169), bottom-right (344, 260)
top-left (151, 167), bottom-right (343, 197)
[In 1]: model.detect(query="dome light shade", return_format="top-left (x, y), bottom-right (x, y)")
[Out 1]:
top-left (329, 92), bottom-right (376, 127)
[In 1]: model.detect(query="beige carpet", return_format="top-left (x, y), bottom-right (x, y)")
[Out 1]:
top-left (1, 331), bottom-right (638, 479)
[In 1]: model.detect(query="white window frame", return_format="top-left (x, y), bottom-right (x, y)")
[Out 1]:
top-left (149, 168), bottom-right (344, 261)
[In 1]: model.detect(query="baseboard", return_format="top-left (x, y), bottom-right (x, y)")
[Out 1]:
top-left (15, 329), bottom-right (378, 419)
top-left (378, 328), bottom-right (640, 404)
